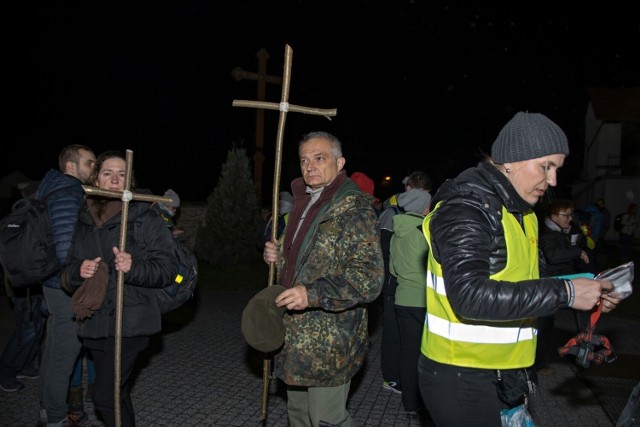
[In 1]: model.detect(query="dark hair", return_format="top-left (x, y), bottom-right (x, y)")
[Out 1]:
top-left (58, 144), bottom-right (94, 172)
top-left (549, 199), bottom-right (574, 215)
top-left (93, 150), bottom-right (136, 188)
top-left (407, 171), bottom-right (432, 191)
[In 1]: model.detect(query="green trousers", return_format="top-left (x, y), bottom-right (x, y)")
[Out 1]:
top-left (286, 380), bottom-right (353, 427)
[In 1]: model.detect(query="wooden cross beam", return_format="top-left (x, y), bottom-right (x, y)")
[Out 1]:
top-left (232, 43), bottom-right (337, 423)
top-left (82, 149), bottom-right (175, 427)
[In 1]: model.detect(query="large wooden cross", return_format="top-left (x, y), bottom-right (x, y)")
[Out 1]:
top-left (232, 48), bottom-right (283, 199)
top-left (233, 46), bottom-right (337, 204)
top-left (232, 44), bottom-right (337, 423)
top-left (82, 149), bottom-right (175, 427)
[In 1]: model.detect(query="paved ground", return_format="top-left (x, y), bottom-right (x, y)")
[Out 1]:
top-left (1, 285), bottom-right (639, 426)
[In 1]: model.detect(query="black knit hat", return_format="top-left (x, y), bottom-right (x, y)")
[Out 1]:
top-left (491, 112), bottom-right (569, 163)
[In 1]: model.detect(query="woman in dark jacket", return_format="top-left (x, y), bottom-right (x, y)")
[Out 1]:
top-left (418, 112), bottom-right (621, 426)
top-left (62, 151), bottom-right (177, 427)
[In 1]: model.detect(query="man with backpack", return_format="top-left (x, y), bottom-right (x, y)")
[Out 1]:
top-left (35, 145), bottom-right (96, 427)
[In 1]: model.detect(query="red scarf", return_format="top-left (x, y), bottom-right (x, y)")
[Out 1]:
top-left (280, 171), bottom-right (347, 288)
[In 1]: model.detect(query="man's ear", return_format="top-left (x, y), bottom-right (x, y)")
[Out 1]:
top-left (337, 156), bottom-right (346, 171)
top-left (65, 161), bottom-right (77, 176)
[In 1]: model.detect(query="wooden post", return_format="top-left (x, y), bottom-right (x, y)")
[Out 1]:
top-left (231, 49), bottom-right (283, 201)
top-left (232, 44), bottom-right (337, 423)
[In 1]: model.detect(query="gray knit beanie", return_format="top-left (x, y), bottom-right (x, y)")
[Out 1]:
top-left (491, 112), bottom-right (569, 163)
top-left (163, 189), bottom-right (180, 208)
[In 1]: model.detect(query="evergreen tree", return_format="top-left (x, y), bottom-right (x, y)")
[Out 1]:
top-left (196, 146), bottom-right (261, 265)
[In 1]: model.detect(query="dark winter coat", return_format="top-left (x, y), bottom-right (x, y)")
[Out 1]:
top-left (62, 197), bottom-right (177, 338)
top-left (539, 221), bottom-right (586, 277)
top-left (36, 169), bottom-right (86, 290)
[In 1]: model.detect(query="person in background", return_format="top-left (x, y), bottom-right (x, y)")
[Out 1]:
top-left (0, 182), bottom-right (47, 395)
top-left (584, 198), bottom-right (608, 270)
top-left (60, 151), bottom-right (177, 427)
top-left (418, 111), bottom-right (621, 426)
top-left (619, 203), bottom-right (638, 262)
top-left (36, 144), bottom-right (97, 427)
top-left (263, 131), bottom-right (383, 427)
top-left (151, 189), bottom-right (183, 238)
top-left (381, 175), bottom-right (410, 212)
top-left (378, 170), bottom-right (432, 395)
top-left (350, 171), bottom-right (381, 212)
top-left (388, 187), bottom-right (431, 420)
top-left (262, 191), bottom-right (293, 244)
top-left (537, 199), bottom-right (591, 374)
top-left (0, 276), bottom-right (46, 393)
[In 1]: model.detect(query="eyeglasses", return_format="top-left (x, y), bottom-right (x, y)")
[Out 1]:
top-left (557, 212), bottom-right (573, 217)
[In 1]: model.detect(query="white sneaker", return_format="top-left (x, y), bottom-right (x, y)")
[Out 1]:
top-left (382, 381), bottom-right (402, 394)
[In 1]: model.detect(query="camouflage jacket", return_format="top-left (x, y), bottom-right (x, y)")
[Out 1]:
top-left (274, 176), bottom-right (384, 386)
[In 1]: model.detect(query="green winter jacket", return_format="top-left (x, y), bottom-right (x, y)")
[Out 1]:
top-left (389, 212), bottom-right (427, 308)
top-left (274, 175), bottom-right (384, 387)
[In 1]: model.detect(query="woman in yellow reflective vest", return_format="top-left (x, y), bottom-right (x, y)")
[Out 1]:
top-left (418, 112), bottom-right (621, 426)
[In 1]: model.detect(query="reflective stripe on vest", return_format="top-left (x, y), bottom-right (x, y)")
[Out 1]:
top-left (421, 202), bottom-right (539, 369)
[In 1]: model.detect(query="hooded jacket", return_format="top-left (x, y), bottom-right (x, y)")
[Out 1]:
top-left (389, 212), bottom-right (427, 308)
top-left (273, 172), bottom-right (384, 387)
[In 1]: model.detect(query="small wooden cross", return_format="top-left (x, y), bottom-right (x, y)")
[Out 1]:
top-left (232, 44), bottom-right (338, 423)
top-left (82, 149), bottom-right (176, 427)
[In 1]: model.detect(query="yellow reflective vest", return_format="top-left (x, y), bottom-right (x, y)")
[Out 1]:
top-left (421, 203), bottom-right (539, 369)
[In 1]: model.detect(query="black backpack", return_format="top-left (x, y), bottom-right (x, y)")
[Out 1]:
top-left (132, 220), bottom-right (198, 314)
top-left (613, 213), bottom-right (624, 232)
top-left (0, 195), bottom-right (60, 287)
top-left (156, 238), bottom-right (198, 314)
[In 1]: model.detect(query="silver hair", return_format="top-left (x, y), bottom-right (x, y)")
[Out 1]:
top-left (299, 131), bottom-right (343, 159)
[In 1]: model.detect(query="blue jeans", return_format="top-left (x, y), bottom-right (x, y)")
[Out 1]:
top-left (0, 289), bottom-right (46, 382)
top-left (71, 348), bottom-right (96, 387)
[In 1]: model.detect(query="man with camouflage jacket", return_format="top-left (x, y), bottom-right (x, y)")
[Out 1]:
top-left (263, 131), bottom-right (384, 427)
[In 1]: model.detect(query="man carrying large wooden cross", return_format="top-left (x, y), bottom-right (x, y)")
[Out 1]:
top-left (60, 150), bottom-right (178, 427)
top-left (237, 45), bottom-right (384, 427)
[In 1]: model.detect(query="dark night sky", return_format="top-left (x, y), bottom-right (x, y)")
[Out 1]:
top-left (5, 2), bottom-right (639, 203)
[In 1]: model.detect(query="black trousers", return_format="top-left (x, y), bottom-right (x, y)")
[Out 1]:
top-left (418, 355), bottom-right (507, 426)
top-left (381, 294), bottom-right (401, 384)
top-left (395, 305), bottom-right (425, 412)
top-left (86, 336), bottom-right (150, 427)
